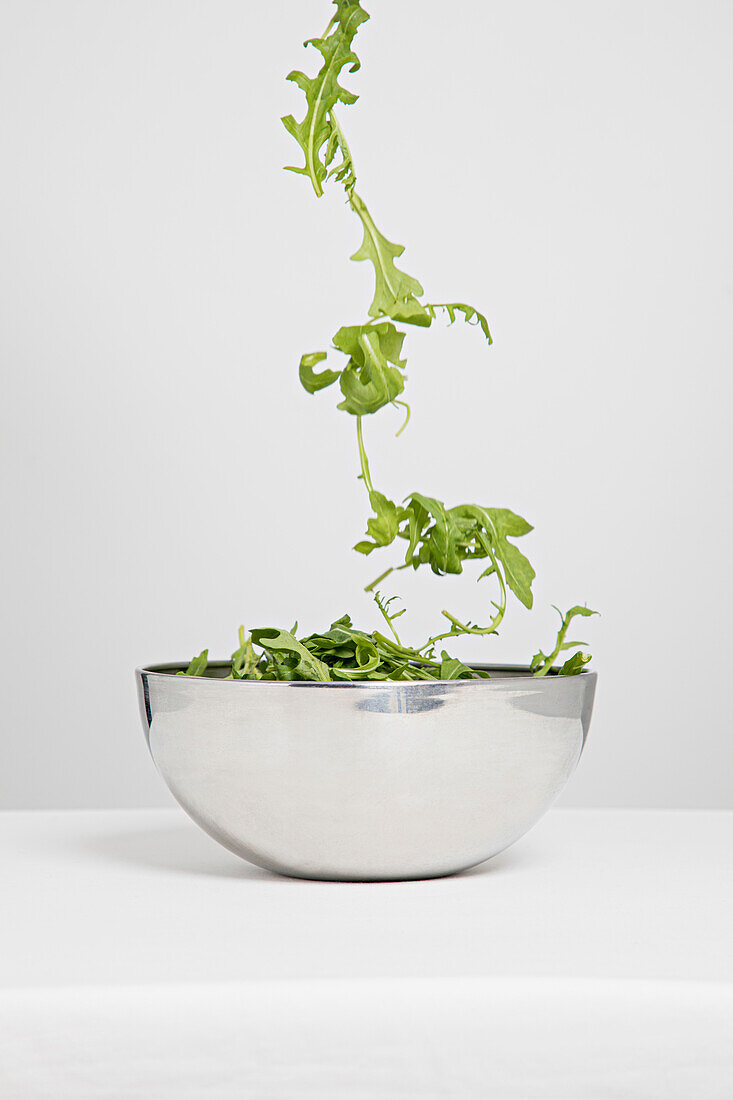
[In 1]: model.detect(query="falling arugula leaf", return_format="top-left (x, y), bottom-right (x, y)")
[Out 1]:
top-left (359, 490), bottom-right (400, 550)
top-left (299, 351), bottom-right (340, 394)
top-left (281, 1), bottom-right (369, 197)
top-left (405, 494), bottom-right (468, 575)
top-left (468, 507), bottom-right (536, 610)
top-left (348, 194), bottom-right (431, 326)
top-left (334, 323), bottom-right (407, 415)
top-left (425, 302), bottom-right (493, 344)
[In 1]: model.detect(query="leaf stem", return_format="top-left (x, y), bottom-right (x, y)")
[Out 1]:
top-left (534, 612), bottom-right (571, 677)
top-left (421, 538), bottom-right (507, 652)
top-left (393, 399), bottom-right (411, 436)
top-left (374, 592), bottom-right (402, 645)
top-left (365, 565), bottom-right (393, 592)
top-left (373, 632), bottom-right (441, 669)
top-left (305, 15), bottom-right (340, 197)
top-left (364, 561), bottom-right (410, 593)
top-left (476, 531), bottom-right (507, 633)
top-left (356, 415), bottom-right (374, 494)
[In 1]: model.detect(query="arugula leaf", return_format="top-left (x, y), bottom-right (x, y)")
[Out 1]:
top-left (299, 351), bottom-right (341, 394)
top-left (558, 650), bottom-right (592, 675)
top-left (563, 605), bottom-right (598, 621)
top-left (404, 493), bottom-right (467, 575)
top-left (362, 490), bottom-right (399, 548)
top-left (324, 113), bottom-right (357, 194)
top-left (178, 650), bottom-right (208, 677)
top-left (230, 627), bottom-right (261, 680)
top-left (425, 302), bottom-right (492, 344)
top-left (393, 498), bottom-right (534, 610)
top-left (439, 651), bottom-right (476, 680)
top-left (479, 508), bottom-right (535, 610)
top-left (335, 323), bottom-right (407, 415)
top-left (281, 1), bottom-right (369, 197)
top-left (249, 627), bottom-right (332, 681)
top-left (332, 632), bottom-right (382, 678)
top-left (333, 321), bottom-right (406, 367)
top-left (349, 193), bottom-right (431, 326)
top-left (439, 505), bottom-right (533, 609)
top-left (303, 614), bottom-right (355, 650)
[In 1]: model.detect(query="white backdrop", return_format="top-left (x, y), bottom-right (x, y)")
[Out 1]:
top-left (1, 0), bottom-right (731, 809)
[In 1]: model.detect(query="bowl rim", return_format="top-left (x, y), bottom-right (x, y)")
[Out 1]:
top-left (137, 661), bottom-right (596, 687)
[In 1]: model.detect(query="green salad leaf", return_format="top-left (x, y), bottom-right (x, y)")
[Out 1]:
top-left (249, 627), bottom-right (332, 681)
top-left (299, 351), bottom-right (340, 394)
top-left (178, 650), bottom-right (208, 677)
top-left (335, 322), bottom-right (407, 415)
top-left (281, 1), bottom-right (369, 197)
top-left (348, 194), bottom-right (431, 326)
top-left (425, 302), bottom-right (493, 344)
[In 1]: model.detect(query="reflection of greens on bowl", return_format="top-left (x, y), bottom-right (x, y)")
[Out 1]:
top-left (177, 0), bottom-right (597, 683)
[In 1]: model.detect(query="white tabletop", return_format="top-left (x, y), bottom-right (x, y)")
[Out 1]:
top-left (2, 808), bottom-right (732, 1098)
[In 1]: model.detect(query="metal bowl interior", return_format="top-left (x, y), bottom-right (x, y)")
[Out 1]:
top-left (137, 664), bottom-right (596, 882)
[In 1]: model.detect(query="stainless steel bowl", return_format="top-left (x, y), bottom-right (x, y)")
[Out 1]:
top-left (137, 664), bottom-right (596, 881)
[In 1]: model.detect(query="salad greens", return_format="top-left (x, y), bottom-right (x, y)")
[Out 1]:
top-left (181, 0), bottom-right (596, 682)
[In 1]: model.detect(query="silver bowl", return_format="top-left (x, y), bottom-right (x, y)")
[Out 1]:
top-left (137, 664), bottom-right (596, 881)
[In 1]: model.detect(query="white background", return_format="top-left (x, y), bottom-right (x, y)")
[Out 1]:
top-left (1, 0), bottom-right (731, 809)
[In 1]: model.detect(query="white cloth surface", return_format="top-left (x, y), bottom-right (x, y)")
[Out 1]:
top-left (1, 808), bottom-right (732, 1098)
